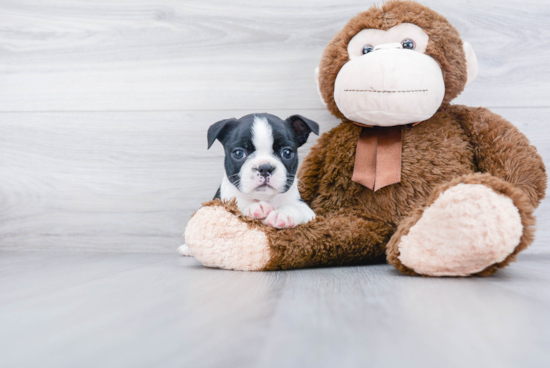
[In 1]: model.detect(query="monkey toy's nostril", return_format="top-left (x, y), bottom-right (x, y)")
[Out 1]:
top-left (258, 164), bottom-right (275, 177)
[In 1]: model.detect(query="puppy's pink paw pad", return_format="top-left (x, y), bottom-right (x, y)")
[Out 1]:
top-left (265, 216), bottom-right (276, 227)
top-left (260, 203), bottom-right (273, 216)
top-left (265, 211), bottom-right (296, 229)
top-left (246, 201), bottom-right (274, 220)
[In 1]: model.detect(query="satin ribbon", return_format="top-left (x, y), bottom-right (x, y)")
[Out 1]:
top-left (351, 124), bottom-right (403, 191)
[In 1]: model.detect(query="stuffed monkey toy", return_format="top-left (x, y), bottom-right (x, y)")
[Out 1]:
top-left (184, 0), bottom-right (546, 276)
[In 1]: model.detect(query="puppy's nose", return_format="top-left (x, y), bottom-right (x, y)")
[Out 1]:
top-left (257, 164), bottom-right (275, 177)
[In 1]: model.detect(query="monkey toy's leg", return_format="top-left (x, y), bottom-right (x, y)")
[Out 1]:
top-left (184, 174), bottom-right (534, 274)
top-left (184, 199), bottom-right (393, 271)
top-left (387, 106), bottom-right (542, 276)
top-left (387, 173), bottom-right (536, 277)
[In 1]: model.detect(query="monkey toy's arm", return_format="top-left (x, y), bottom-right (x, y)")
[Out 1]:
top-left (185, 199), bottom-right (393, 271)
top-left (454, 105), bottom-right (547, 207)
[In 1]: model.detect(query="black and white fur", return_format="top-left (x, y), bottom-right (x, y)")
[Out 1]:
top-left (178, 113), bottom-right (319, 256)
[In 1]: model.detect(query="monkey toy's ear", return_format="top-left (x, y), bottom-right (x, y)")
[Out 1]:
top-left (463, 42), bottom-right (479, 87)
top-left (207, 118), bottom-right (237, 149)
top-left (286, 115), bottom-right (320, 147)
top-left (314, 67), bottom-right (327, 106)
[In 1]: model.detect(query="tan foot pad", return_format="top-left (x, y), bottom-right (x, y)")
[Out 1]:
top-left (185, 206), bottom-right (271, 271)
top-left (398, 183), bottom-right (523, 276)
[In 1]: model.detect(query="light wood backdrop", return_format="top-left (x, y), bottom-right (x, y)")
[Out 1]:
top-left (1, 0), bottom-right (549, 253)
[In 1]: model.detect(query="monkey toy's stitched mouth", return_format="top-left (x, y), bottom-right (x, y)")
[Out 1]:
top-left (344, 89), bottom-right (429, 93)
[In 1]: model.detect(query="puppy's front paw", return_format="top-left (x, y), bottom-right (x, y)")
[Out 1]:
top-left (244, 201), bottom-right (274, 220)
top-left (264, 210), bottom-right (296, 229)
top-left (177, 244), bottom-right (193, 257)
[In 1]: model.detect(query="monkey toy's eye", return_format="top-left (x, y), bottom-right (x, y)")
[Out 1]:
top-left (281, 148), bottom-right (294, 160)
top-left (401, 39), bottom-right (415, 50)
top-left (232, 149), bottom-right (246, 160)
top-left (362, 44), bottom-right (374, 54)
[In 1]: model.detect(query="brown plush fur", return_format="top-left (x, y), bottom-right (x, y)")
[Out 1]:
top-left (196, 1), bottom-right (546, 276)
top-left (453, 106), bottom-right (547, 208)
top-left (265, 210), bottom-right (391, 270)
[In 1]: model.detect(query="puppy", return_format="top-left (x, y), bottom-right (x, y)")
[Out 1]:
top-left (178, 113), bottom-right (319, 256)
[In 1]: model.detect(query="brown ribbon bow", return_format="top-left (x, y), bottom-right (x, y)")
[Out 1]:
top-left (351, 123), bottom-right (404, 191)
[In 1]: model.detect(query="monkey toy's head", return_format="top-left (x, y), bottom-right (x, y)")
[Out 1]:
top-left (316, 0), bottom-right (478, 127)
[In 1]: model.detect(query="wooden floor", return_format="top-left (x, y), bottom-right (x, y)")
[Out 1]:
top-left (1, 250), bottom-right (549, 368)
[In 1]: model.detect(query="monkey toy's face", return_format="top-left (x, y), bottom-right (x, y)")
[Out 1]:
top-left (316, 2), bottom-right (479, 127)
top-left (336, 23), bottom-right (444, 127)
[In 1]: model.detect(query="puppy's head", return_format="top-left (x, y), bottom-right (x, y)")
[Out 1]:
top-left (208, 113), bottom-right (319, 197)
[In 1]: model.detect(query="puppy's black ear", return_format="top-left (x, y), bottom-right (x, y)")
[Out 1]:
top-left (285, 115), bottom-right (320, 147)
top-left (207, 118), bottom-right (237, 149)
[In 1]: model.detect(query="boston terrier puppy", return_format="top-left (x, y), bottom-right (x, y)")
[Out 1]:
top-left (178, 113), bottom-right (319, 256)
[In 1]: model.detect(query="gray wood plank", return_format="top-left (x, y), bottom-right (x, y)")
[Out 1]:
top-left (1, 108), bottom-right (548, 253)
top-left (253, 254), bottom-right (550, 368)
top-left (0, 251), bottom-right (548, 368)
top-left (1, 0), bottom-right (549, 111)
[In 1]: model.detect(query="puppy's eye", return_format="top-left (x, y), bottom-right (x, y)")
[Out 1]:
top-left (362, 44), bottom-right (374, 54)
top-left (281, 148), bottom-right (294, 160)
top-left (232, 149), bottom-right (246, 160)
top-left (401, 39), bottom-right (415, 50)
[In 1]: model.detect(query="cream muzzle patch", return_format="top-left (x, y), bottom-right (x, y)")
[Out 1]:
top-left (335, 23), bottom-right (444, 128)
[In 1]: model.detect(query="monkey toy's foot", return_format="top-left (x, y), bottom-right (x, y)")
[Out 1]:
top-left (184, 200), bottom-right (272, 271)
top-left (387, 174), bottom-right (536, 277)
